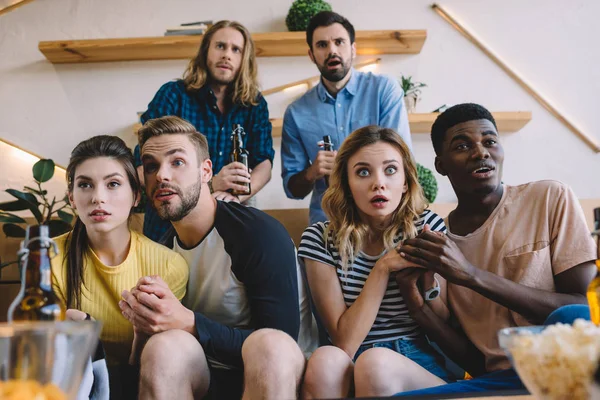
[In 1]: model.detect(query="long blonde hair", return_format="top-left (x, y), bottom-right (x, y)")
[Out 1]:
top-left (322, 126), bottom-right (427, 270)
top-left (182, 20), bottom-right (260, 106)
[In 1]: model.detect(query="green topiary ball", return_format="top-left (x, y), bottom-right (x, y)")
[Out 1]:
top-left (416, 163), bottom-right (438, 203)
top-left (286, 0), bottom-right (333, 32)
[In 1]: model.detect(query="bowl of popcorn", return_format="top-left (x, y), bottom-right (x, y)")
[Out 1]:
top-left (0, 321), bottom-right (101, 400)
top-left (499, 320), bottom-right (600, 400)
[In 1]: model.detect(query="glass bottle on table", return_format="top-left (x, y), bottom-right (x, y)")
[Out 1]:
top-left (230, 124), bottom-right (251, 196)
top-left (8, 225), bottom-right (65, 321)
top-left (587, 207), bottom-right (600, 324)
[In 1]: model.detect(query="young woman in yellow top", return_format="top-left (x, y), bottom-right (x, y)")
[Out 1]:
top-left (51, 135), bottom-right (189, 370)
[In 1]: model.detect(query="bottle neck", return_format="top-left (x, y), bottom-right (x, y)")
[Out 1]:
top-left (232, 133), bottom-right (243, 151)
top-left (24, 248), bottom-right (52, 291)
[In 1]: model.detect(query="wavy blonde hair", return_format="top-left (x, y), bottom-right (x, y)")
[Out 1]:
top-left (322, 126), bottom-right (427, 271)
top-left (182, 20), bottom-right (260, 106)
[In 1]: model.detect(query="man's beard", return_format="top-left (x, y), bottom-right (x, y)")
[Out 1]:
top-left (208, 66), bottom-right (236, 86)
top-left (153, 181), bottom-right (201, 222)
top-left (318, 55), bottom-right (352, 82)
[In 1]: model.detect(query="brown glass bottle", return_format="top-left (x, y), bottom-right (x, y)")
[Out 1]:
top-left (9, 225), bottom-right (65, 321)
top-left (322, 135), bottom-right (334, 186)
top-left (587, 208), bottom-right (600, 324)
top-left (230, 124), bottom-right (251, 196)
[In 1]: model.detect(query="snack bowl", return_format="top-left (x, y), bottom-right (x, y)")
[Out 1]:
top-left (498, 320), bottom-right (600, 400)
top-left (0, 321), bottom-right (101, 400)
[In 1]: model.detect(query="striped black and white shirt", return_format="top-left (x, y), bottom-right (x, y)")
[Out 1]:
top-left (299, 209), bottom-right (446, 345)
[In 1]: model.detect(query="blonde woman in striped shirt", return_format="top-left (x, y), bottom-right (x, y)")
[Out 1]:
top-left (299, 126), bottom-right (453, 398)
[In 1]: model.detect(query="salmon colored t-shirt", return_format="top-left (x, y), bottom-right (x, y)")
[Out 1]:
top-left (446, 180), bottom-right (597, 372)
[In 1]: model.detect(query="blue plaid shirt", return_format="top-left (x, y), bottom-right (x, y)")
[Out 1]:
top-left (135, 80), bottom-right (275, 243)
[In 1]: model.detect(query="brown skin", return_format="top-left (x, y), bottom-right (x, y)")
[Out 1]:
top-left (395, 119), bottom-right (595, 374)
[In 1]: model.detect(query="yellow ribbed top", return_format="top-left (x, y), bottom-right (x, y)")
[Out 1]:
top-left (51, 230), bottom-right (189, 366)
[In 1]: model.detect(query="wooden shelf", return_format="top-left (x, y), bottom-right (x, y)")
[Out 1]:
top-left (134, 112), bottom-right (530, 139)
top-left (408, 111), bottom-right (532, 134)
top-left (39, 30), bottom-right (427, 64)
top-left (270, 111), bottom-right (532, 137)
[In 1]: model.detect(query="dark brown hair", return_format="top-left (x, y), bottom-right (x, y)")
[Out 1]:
top-left (64, 135), bottom-right (140, 308)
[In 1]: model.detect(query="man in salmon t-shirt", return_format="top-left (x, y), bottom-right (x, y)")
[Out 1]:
top-left (366, 103), bottom-right (597, 396)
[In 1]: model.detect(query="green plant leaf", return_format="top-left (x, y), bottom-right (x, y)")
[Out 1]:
top-left (6, 189), bottom-right (42, 222)
top-left (57, 210), bottom-right (74, 224)
top-left (0, 260), bottom-right (17, 270)
top-left (3, 223), bottom-right (26, 238)
top-left (0, 213), bottom-right (27, 224)
top-left (32, 159), bottom-right (55, 183)
top-left (24, 186), bottom-right (48, 196)
top-left (0, 199), bottom-right (29, 212)
top-left (48, 219), bottom-right (73, 237)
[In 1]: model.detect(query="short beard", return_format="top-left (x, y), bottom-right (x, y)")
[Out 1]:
top-left (318, 57), bottom-right (352, 83)
top-left (155, 181), bottom-right (201, 222)
top-left (208, 68), bottom-right (236, 86)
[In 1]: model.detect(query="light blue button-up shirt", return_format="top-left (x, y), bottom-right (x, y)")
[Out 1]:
top-left (281, 69), bottom-right (412, 224)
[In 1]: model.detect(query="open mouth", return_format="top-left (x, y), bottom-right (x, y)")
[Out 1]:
top-left (155, 190), bottom-right (177, 200)
top-left (327, 59), bottom-right (342, 68)
top-left (370, 195), bottom-right (389, 205)
top-left (471, 165), bottom-right (496, 178)
top-left (90, 210), bottom-right (110, 216)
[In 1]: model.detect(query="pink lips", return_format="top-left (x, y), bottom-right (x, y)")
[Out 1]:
top-left (370, 195), bottom-right (389, 209)
top-left (154, 188), bottom-right (177, 202)
top-left (89, 209), bottom-right (111, 222)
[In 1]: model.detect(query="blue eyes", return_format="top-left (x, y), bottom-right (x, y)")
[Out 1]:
top-left (356, 166), bottom-right (397, 177)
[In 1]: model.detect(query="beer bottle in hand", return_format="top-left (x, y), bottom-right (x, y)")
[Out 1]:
top-left (587, 208), bottom-right (600, 324)
top-left (230, 124), bottom-right (251, 196)
top-left (9, 225), bottom-right (65, 321)
top-left (322, 135), bottom-right (334, 186)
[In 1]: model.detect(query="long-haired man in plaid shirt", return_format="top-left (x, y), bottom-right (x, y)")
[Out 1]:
top-left (134, 20), bottom-right (274, 245)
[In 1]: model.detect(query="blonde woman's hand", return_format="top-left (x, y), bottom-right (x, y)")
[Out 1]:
top-left (374, 245), bottom-right (423, 274)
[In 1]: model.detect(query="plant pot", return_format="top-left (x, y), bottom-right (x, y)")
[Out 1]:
top-left (404, 94), bottom-right (418, 113)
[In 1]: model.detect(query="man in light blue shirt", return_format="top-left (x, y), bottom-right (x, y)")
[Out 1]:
top-left (281, 11), bottom-right (412, 224)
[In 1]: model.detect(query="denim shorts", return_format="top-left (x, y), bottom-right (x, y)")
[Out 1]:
top-left (355, 336), bottom-right (455, 383)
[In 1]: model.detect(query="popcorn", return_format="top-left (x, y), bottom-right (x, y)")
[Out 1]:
top-left (0, 380), bottom-right (67, 400)
top-left (509, 319), bottom-right (600, 400)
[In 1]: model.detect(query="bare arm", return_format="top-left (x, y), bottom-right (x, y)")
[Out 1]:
top-left (305, 258), bottom-right (390, 358)
top-left (400, 232), bottom-right (596, 324)
top-left (395, 268), bottom-right (487, 376)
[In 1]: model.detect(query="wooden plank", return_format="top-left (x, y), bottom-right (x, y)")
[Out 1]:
top-left (270, 112), bottom-right (532, 137)
top-left (409, 111), bottom-right (532, 134)
top-left (39, 30), bottom-right (427, 64)
top-left (263, 58), bottom-right (380, 96)
top-left (432, 4), bottom-right (599, 153)
top-left (0, 0), bottom-right (34, 16)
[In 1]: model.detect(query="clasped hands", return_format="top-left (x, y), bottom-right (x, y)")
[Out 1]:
top-left (119, 275), bottom-right (193, 336)
top-left (382, 225), bottom-right (477, 291)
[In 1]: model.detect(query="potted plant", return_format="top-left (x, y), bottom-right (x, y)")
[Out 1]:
top-left (0, 158), bottom-right (74, 238)
top-left (400, 75), bottom-right (427, 113)
top-left (286, 0), bottom-right (332, 32)
top-left (416, 163), bottom-right (438, 203)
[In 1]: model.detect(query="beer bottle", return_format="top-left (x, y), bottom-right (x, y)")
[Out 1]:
top-left (230, 124), bottom-right (251, 196)
top-left (8, 225), bottom-right (65, 321)
top-left (587, 208), bottom-right (600, 324)
top-left (322, 135), bottom-right (334, 186)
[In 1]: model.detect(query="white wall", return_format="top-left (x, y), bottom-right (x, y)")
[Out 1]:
top-left (1, 0), bottom-right (599, 210)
